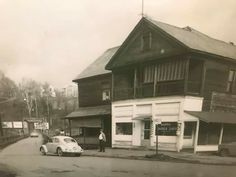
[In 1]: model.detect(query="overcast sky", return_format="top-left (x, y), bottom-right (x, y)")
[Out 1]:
top-left (0, 0), bottom-right (235, 88)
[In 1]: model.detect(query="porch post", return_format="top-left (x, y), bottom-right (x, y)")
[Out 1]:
top-left (184, 57), bottom-right (190, 94)
top-left (134, 67), bottom-right (137, 98)
top-left (194, 120), bottom-right (200, 154)
top-left (153, 65), bottom-right (157, 97)
top-left (69, 119), bottom-right (72, 136)
top-left (219, 124), bottom-right (224, 144)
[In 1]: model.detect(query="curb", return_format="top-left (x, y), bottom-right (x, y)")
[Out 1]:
top-left (82, 153), bottom-right (236, 166)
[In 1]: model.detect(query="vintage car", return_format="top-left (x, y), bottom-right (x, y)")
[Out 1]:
top-left (218, 142), bottom-right (236, 157)
top-left (40, 136), bottom-right (83, 156)
top-left (30, 130), bottom-right (39, 137)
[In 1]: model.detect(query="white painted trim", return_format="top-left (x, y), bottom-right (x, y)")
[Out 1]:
top-left (195, 145), bottom-right (218, 152)
top-left (194, 120), bottom-right (200, 154)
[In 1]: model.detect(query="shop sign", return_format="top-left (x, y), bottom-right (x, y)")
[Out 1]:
top-left (156, 122), bottom-right (177, 136)
top-left (2, 122), bottom-right (13, 128)
top-left (13, 122), bottom-right (23, 128)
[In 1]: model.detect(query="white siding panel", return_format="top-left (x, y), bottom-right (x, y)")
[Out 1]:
top-left (154, 115), bottom-right (178, 122)
top-left (136, 104), bottom-right (152, 115)
top-left (114, 105), bottom-right (133, 118)
top-left (154, 102), bottom-right (180, 115)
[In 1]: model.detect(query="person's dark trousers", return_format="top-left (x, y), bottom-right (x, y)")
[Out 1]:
top-left (99, 140), bottom-right (105, 152)
top-left (99, 140), bottom-right (102, 152)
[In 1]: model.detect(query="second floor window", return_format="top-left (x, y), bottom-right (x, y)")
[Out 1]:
top-left (102, 89), bottom-right (110, 101)
top-left (101, 82), bottom-right (110, 101)
top-left (226, 70), bottom-right (236, 93)
top-left (141, 32), bottom-right (152, 51)
top-left (143, 65), bottom-right (155, 83)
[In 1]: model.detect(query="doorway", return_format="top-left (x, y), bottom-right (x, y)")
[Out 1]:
top-left (141, 120), bottom-right (151, 147)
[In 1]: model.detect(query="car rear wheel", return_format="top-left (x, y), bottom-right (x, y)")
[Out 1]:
top-left (220, 149), bottom-right (229, 157)
top-left (57, 148), bottom-right (64, 157)
top-left (40, 147), bottom-right (46, 155)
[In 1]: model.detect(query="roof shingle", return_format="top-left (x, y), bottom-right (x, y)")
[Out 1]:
top-left (147, 17), bottom-right (236, 60)
top-left (73, 46), bottom-right (119, 81)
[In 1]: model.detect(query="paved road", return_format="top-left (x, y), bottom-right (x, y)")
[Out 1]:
top-left (0, 136), bottom-right (236, 177)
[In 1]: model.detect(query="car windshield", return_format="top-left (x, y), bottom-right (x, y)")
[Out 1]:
top-left (64, 138), bottom-right (76, 143)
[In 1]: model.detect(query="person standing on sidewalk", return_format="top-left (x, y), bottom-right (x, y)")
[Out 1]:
top-left (98, 129), bottom-right (106, 152)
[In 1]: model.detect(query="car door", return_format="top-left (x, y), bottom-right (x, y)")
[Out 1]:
top-left (51, 138), bottom-right (60, 153)
top-left (46, 138), bottom-right (54, 153)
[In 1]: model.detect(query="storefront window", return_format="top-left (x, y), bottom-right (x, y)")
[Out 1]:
top-left (184, 122), bottom-right (195, 139)
top-left (198, 122), bottom-right (221, 145)
top-left (116, 123), bottom-right (132, 135)
top-left (156, 122), bottom-right (177, 136)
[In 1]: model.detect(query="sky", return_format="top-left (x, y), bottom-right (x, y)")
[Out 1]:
top-left (0, 0), bottom-right (235, 88)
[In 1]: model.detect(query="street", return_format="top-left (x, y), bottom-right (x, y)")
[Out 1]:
top-left (0, 137), bottom-right (236, 177)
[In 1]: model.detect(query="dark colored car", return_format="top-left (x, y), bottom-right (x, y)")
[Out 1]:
top-left (218, 142), bottom-right (236, 157)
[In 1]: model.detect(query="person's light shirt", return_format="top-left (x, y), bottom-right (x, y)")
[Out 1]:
top-left (99, 133), bottom-right (103, 140)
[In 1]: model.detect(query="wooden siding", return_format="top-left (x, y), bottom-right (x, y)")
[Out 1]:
top-left (113, 68), bottom-right (134, 100)
top-left (211, 92), bottom-right (236, 112)
top-left (110, 23), bottom-right (186, 68)
top-left (201, 59), bottom-right (230, 110)
top-left (77, 75), bottom-right (111, 107)
top-left (187, 59), bottom-right (204, 95)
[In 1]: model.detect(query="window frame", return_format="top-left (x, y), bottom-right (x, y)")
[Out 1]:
top-left (116, 122), bottom-right (133, 135)
top-left (156, 122), bottom-right (177, 136)
top-left (226, 69), bottom-right (236, 93)
top-left (102, 89), bottom-right (111, 101)
top-left (141, 32), bottom-right (152, 51)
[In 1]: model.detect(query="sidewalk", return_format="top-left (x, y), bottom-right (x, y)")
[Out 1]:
top-left (82, 148), bottom-right (236, 166)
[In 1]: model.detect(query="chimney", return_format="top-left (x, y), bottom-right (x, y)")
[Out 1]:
top-left (183, 26), bottom-right (192, 32)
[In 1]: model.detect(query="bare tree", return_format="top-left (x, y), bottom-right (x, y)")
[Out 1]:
top-left (19, 78), bottom-right (41, 118)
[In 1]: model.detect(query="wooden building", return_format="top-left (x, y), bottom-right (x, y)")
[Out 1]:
top-left (65, 47), bottom-right (119, 148)
top-left (105, 17), bottom-right (236, 153)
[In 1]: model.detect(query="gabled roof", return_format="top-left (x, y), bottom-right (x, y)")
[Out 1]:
top-left (73, 46), bottom-right (119, 81)
top-left (106, 17), bottom-right (236, 69)
top-left (147, 17), bottom-right (236, 60)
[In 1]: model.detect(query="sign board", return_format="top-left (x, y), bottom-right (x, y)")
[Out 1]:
top-left (155, 122), bottom-right (177, 136)
top-left (34, 122), bottom-right (49, 130)
top-left (2, 122), bottom-right (13, 128)
top-left (13, 122), bottom-right (23, 128)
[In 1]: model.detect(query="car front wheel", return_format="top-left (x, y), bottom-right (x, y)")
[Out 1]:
top-left (220, 149), bottom-right (229, 157)
top-left (57, 148), bottom-right (64, 157)
top-left (40, 147), bottom-right (46, 155)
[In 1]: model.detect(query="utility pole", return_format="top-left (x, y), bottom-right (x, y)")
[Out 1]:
top-left (141, 0), bottom-right (144, 17)
top-left (0, 113), bottom-right (3, 136)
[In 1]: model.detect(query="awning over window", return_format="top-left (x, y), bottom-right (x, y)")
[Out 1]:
top-left (132, 115), bottom-right (152, 120)
top-left (71, 118), bottom-right (102, 128)
top-left (185, 111), bottom-right (236, 124)
top-left (65, 105), bottom-right (111, 119)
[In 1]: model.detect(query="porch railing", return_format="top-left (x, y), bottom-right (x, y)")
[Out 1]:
top-left (113, 80), bottom-right (201, 101)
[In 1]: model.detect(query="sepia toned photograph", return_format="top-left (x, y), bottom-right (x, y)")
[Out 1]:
top-left (0, 0), bottom-right (236, 176)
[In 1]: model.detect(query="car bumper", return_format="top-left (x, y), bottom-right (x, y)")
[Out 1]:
top-left (30, 135), bottom-right (39, 137)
